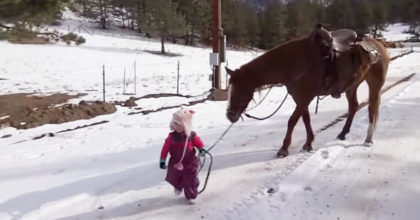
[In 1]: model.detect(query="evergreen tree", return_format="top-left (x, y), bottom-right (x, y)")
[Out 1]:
top-left (140, 0), bottom-right (186, 53)
top-left (243, 3), bottom-right (260, 47)
top-left (222, 0), bottom-right (243, 47)
top-left (259, 0), bottom-right (288, 49)
top-left (174, 0), bottom-right (211, 45)
top-left (0, 0), bottom-right (64, 28)
top-left (325, 0), bottom-right (355, 29)
top-left (402, 0), bottom-right (420, 41)
top-left (286, 0), bottom-right (323, 38)
top-left (222, 0), bottom-right (258, 47)
top-left (353, 0), bottom-right (374, 34)
top-left (370, 0), bottom-right (388, 38)
top-left (0, 0), bottom-right (86, 45)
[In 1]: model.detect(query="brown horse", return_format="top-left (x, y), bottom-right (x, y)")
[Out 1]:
top-left (225, 26), bottom-right (389, 157)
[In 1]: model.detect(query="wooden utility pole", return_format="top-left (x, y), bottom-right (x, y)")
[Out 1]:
top-left (208, 0), bottom-right (228, 100)
top-left (212, 0), bottom-right (222, 90)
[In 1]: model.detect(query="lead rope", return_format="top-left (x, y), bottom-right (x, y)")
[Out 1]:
top-left (315, 95), bottom-right (328, 114)
top-left (246, 86), bottom-right (273, 111)
top-left (198, 123), bottom-right (234, 194)
top-left (244, 93), bottom-right (289, 120)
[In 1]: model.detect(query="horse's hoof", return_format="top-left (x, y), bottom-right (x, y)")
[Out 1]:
top-left (337, 133), bottom-right (346, 140)
top-left (302, 144), bottom-right (312, 152)
top-left (277, 149), bottom-right (289, 158)
top-left (363, 141), bottom-right (373, 147)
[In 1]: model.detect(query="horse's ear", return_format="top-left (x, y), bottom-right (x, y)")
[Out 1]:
top-left (225, 67), bottom-right (234, 76)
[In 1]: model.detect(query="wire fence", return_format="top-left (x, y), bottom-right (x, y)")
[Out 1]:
top-left (2, 56), bottom-right (228, 103)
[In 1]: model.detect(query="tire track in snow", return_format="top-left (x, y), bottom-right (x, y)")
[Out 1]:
top-left (222, 73), bottom-right (417, 220)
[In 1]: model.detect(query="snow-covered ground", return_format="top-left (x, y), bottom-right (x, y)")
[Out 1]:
top-left (381, 23), bottom-right (412, 42)
top-left (0, 16), bottom-right (419, 220)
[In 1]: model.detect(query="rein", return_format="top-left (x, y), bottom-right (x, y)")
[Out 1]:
top-left (198, 123), bottom-right (234, 194)
top-left (246, 86), bottom-right (273, 111)
top-left (244, 92), bottom-right (289, 120)
top-left (315, 95), bottom-right (328, 114)
top-left (199, 88), bottom-right (287, 193)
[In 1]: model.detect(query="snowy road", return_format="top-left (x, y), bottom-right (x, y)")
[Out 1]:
top-left (1, 22), bottom-right (420, 219)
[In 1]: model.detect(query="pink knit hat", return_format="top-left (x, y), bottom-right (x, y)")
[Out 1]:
top-left (170, 107), bottom-right (195, 171)
top-left (169, 107), bottom-right (195, 136)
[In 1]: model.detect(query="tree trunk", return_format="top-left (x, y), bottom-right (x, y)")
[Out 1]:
top-left (190, 24), bottom-right (195, 45)
top-left (82, 0), bottom-right (87, 16)
top-left (161, 35), bottom-right (165, 54)
top-left (121, 14), bottom-right (125, 28)
top-left (99, 0), bottom-right (107, 29)
top-left (373, 26), bottom-right (378, 39)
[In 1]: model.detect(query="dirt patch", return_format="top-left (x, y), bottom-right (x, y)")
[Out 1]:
top-left (0, 93), bottom-right (116, 129)
top-left (8, 36), bottom-right (50, 44)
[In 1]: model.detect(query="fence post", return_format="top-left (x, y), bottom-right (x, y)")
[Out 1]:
top-left (123, 67), bottom-right (126, 94)
top-left (177, 60), bottom-right (180, 94)
top-left (134, 60), bottom-right (137, 95)
top-left (103, 65), bottom-right (106, 102)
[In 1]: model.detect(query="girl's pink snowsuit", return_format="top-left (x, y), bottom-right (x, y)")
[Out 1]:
top-left (160, 131), bottom-right (204, 199)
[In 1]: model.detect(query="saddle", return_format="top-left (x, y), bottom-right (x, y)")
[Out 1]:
top-left (331, 29), bottom-right (379, 64)
top-left (331, 29), bottom-right (358, 52)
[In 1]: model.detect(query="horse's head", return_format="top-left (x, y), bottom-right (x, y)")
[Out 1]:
top-left (225, 67), bottom-right (255, 123)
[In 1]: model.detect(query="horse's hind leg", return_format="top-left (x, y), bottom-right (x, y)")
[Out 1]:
top-left (337, 84), bottom-right (360, 140)
top-left (364, 66), bottom-right (386, 146)
top-left (277, 106), bottom-right (302, 157)
top-left (301, 108), bottom-right (314, 151)
top-left (364, 82), bottom-right (382, 146)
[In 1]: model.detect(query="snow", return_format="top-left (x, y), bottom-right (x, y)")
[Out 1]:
top-left (382, 23), bottom-right (412, 42)
top-left (1, 17), bottom-right (420, 220)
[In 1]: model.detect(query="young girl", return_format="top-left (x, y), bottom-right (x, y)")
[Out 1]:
top-left (159, 107), bottom-right (206, 203)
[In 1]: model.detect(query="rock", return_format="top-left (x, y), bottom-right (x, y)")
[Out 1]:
top-left (124, 97), bottom-right (137, 107)
top-left (267, 188), bottom-right (276, 194)
top-left (1, 134), bottom-right (12, 138)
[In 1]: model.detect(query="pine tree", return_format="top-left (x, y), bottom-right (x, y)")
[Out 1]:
top-left (243, 4), bottom-right (260, 47)
top-left (403, 0), bottom-right (420, 41)
top-left (222, 0), bottom-right (255, 47)
top-left (259, 0), bottom-right (288, 49)
top-left (353, 0), bottom-right (374, 34)
top-left (0, 0), bottom-right (64, 27)
top-left (370, 0), bottom-right (388, 38)
top-left (174, 0), bottom-right (210, 45)
top-left (140, 0), bottom-right (186, 53)
top-left (286, 0), bottom-right (323, 38)
top-left (325, 0), bottom-right (355, 29)
top-left (0, 0), bottom-right (86, 45)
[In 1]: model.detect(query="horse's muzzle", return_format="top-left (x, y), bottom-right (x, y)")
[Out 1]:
top-left (226, 110), bottom-right (240, 123)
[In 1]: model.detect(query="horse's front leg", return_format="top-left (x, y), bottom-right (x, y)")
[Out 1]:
top-left (277, 107), bottom-right (302, 158)
top-left (337, 85), bottom-right (359, 140)
top-left (301, 107), bottom-right (314, 152)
